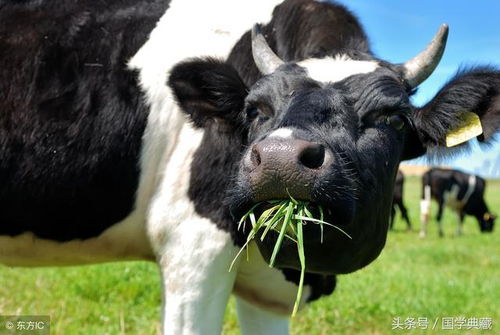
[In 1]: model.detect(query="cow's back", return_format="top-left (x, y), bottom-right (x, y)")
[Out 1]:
top-left (0, 0), bottom-right (168, 241)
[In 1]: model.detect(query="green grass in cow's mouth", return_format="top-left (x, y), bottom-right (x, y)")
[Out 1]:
top-left (230, 197), bottom-right (352, 316)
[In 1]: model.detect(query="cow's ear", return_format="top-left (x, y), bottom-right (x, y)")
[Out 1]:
top-left (406, 67), bottom-right (500, 159)
top-left (168, 57), bottom-right (248, 129)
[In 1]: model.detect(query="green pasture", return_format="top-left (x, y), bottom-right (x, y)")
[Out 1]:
top-left (1, 177), bottom-right (498, 334)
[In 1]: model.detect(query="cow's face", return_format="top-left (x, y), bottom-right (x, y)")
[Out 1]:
top-left (480, 213), bottom-right (496, 232)
top-left (227, 63), bottom-right (409, 273)
top-left (169, 25), bottom-right (500, 275)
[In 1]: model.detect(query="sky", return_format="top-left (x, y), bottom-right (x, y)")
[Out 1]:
top-left (339, 0), bottom-right (500, 178)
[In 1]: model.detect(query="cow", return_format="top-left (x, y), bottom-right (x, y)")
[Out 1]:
top-left (419, 168), bottom-right (496, 238)
top-left (389, 170), bottom-right (412, 231)
top-left (1, 0), bottom-right (499, 334)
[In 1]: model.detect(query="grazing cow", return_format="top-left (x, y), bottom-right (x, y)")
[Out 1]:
top-left (1, 0), bottom-right (500, 333)
top-left (420, 168), bottom-right (496, 237)
top-left (390, 170), bottom-right (412, 231)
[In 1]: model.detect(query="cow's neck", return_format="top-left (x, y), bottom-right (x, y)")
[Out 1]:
top-left (188, 126), bottom-right (247, 245)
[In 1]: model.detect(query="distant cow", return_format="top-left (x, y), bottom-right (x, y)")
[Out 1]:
top-left (1, 0), bottom-right (500, 333)
top-left (390, 170), bottom-right (412, 230)
top-left (420, 168), bottom-right (496, 237)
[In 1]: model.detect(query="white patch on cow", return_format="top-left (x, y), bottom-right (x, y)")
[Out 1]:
top-left (420, 185), bottom-right (431, 217)
top-left (236, 298), bottom-right (289, 335)
top-left (419, 185), bottom-right (432, 238)
top-left (269, 128), bottom-right (294, 139)
top-left (145, 124), bottom-right (240, 334)
top-left (460, 175), bottom-right (477, 209)
top-left (0, 214), bottom-right (154, 266)
top-left (233, 242), bottom-right (311, 316)
top-left (298, 55), bottom-right (379, 83)
top-left (145, 124), bottom-right (205, 253)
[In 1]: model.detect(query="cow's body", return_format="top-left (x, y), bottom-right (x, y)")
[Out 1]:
top-left (390, 170), bottom-right (412, 231)
top-left (1, 0), bottom-right (499, 334)
top-left (0, 0), bottom-right (278, 260)
top-left (419, 168), bottom-right (495, 237)
top-left (1, 0), bottom-right (299, 332)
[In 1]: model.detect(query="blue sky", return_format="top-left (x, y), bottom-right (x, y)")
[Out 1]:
top-left (340, 0), bottom-right (500, 178)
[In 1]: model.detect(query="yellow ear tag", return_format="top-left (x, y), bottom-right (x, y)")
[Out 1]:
top-left (445, 111), bottom-right (483, 147)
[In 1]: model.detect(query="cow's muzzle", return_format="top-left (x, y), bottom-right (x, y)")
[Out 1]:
top-left (242, 138), bottom-right (333, 202)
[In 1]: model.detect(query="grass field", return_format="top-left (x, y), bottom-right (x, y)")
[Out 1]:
top-left (0, 177), bottom-right (498, 334)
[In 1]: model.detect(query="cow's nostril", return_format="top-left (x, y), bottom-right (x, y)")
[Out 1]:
top-left (251, 146), bottom-right (262, 167)
top-left (299, 144), bottom-right (325, 169)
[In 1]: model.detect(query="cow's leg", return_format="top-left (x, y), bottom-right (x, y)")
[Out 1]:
top-left (153, 218), bottom-right (238, 335)
top-left (419, 185), bottom-right (431, 238)
top-left (436, 201), bottom-right (445, 237)
top-left (419, 217), bottom-right (427, 238)
top-left (236, 298), bottom-right (289, 335)
top-left (389, 205), bottom-right (396, 230)
top-left (456, 212), bottom-right (465, 236)
top-left (398, 201), bottom-right (412, 231)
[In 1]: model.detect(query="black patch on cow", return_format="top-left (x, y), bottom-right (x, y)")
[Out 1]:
top-left (0, 0), bottom-right (169, 240)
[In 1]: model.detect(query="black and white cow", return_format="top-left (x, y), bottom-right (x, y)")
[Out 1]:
top-left (1, 0), bottom-right (500, 333)
top-left (390, 170), bottom-right (412, 231)
top-left (420, 168), bottom-right (496, 237)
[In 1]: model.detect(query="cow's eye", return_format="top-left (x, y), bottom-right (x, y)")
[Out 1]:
top-left (385, 114), bottom-right (406, 130)
top-left (247, 105), bottom-right (273, 124)
top-left (247, 107), bottom-right (260, 120)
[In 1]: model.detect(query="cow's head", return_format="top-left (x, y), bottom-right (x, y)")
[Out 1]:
top-left (169, 25), bottom-right (500, 275)
top-left (480, 212), bottom-right (496, 232)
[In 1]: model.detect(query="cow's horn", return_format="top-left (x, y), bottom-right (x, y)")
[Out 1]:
top-left (402, 24), bottom-right (449, 88)
top-left (251, 24), bottom-right (284, 75)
